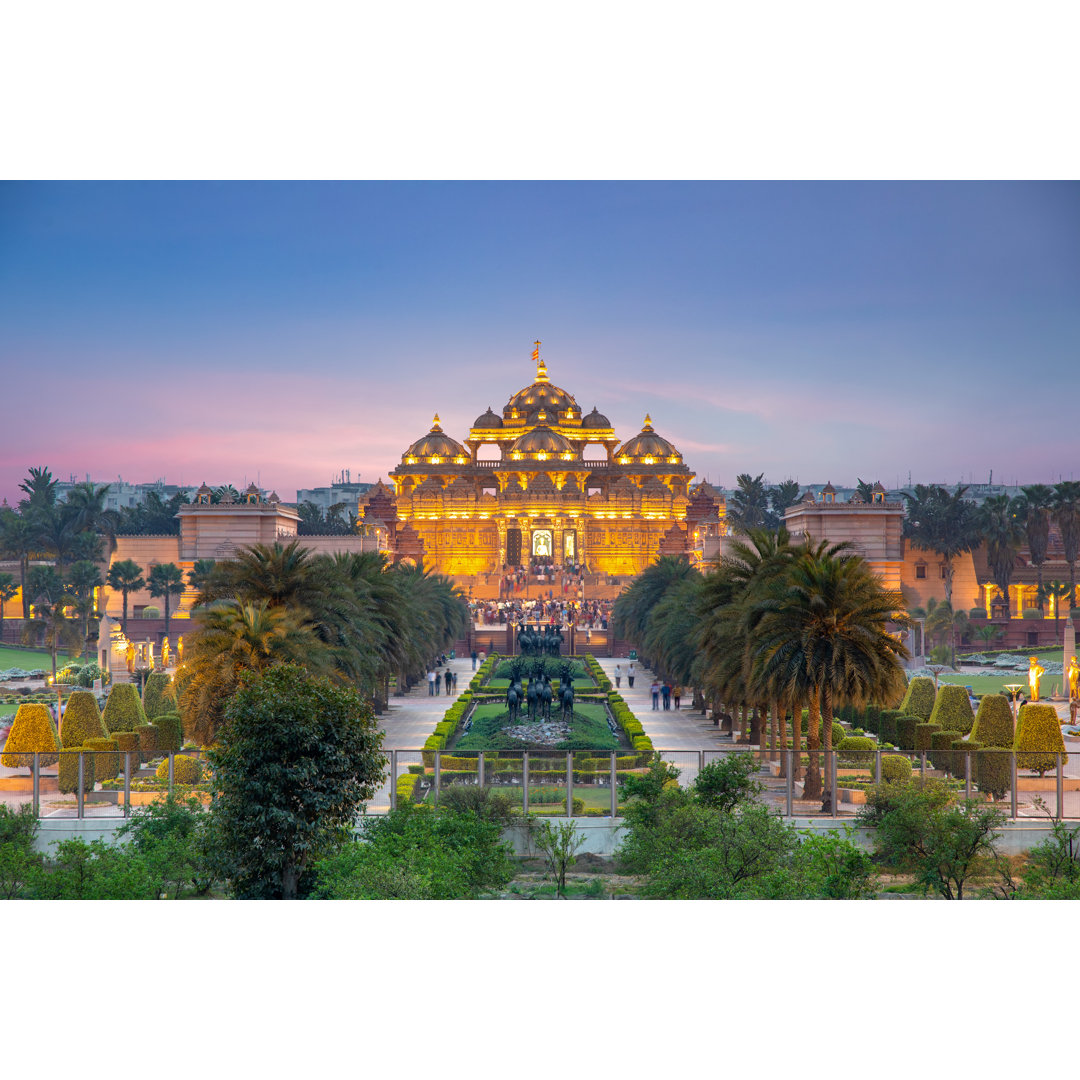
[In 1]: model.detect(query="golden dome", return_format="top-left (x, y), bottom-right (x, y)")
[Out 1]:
top-left (404, 414), bottom-right (468, 464)
top-left (504, 356), bottom-right (578, 419)
top-left (509, 423), bottom-right (576, 460)
top-left (616, 415), bottom-right (681, 463)
top-left (473, 406), bottom-right (503, 429)
top-left (581, 406), bottom-right (611, 429)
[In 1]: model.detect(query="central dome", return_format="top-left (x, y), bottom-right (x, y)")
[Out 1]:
top-left (510, 424), bottom-right (575, 458)
top-left (504, 356), bottom-right (578, 419)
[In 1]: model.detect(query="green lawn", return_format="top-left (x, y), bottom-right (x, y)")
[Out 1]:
top-left (0, 645), bottom-right (69, 672)
top-left (451, 701), bottom-right (622, 752)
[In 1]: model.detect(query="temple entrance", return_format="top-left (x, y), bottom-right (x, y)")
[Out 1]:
top-left (506, 528), bottom-right (522, 566)
top-left (563, 530), bottom-right (576, 561)
top-left (531, 529), bottom-right (553, 557)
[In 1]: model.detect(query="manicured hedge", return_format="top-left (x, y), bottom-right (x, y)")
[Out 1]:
top-left (58, 746), bottom-right (95, 794)
top-left (974, 743), bottom-right (1011, 800)
top-left (137, 724), bottom-right (159, 763)
top-left (0, 703), bottom-right (61, 769)
top-left (141, 672), bottom-right (175, 719)
top-left (1015, 703), bottom-right (1068, 776)
top-left (863, 704), bottom-right (882, 735)
top-left (914, 722), bottom-right (940, 755)
top-left (83, 737), bottom-right (120, 781)
top-left (894, 714), bottom-right (921, 753)
top-left (970, 694), bottom-right (1014, 747)
top-left (396, 773), bottom-right (421, 804)
top-left (837, 735), bottom-right (875, 766)
top-left (103, 683), bottom-right (148, 733)
top-left (155, 754), bottom-right (203, 784)
top-left (60, 690), bottom-right (108, 748)
top-left (950, 738), bottom-right (981, 783)
top-left (899, 677), bottom-right (936, 721)
top-left (881, 754), bottom-right (912, 783)
top-left (152, 713), bottom-right (183, 756)
top-left (930, 729), bottom-right (958, 774)
top-left (114, 730), bottom-right (141, 773)
top-left (929, 684), bottom-right (975, 735)
top-left (878, 709), bottom-right (901, 745)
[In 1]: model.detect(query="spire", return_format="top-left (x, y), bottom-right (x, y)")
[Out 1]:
top-left (643, 413), bottom-right (653, 430)
top-left (533, 340), bottom-right (549, 383)
top-left (431, 413), bottom-right (441, 429)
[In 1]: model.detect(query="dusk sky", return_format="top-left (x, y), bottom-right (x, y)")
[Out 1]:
top-left (2, 180), bottom-right (1077, 505)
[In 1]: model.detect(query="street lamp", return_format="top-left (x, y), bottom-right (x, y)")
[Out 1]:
top-left (1003, 683), bottom-right (1024, 722)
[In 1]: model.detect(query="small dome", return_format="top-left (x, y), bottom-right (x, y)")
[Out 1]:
top-left (616, 415), bottom-right (680, 462)
top-left (510, 424), bottom-right (575, 458)
top-left (473, 406), bottom-right (503, 429)
top-left (404, 414), bottom-right (468, 463)
top-left (581, 406), bottom-right (611, 429)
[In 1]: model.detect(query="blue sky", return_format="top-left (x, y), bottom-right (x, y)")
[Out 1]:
top-left (1, 180), bottom-right (1077, 502)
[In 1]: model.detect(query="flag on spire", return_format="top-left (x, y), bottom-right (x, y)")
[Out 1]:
top-left (532, 340), bottom-right (540, 362)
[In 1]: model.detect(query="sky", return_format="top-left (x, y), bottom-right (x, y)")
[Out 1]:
top-left (1, 180), bottom-right (1078, 504)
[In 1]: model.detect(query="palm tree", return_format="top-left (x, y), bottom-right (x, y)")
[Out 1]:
top-left (106, 559), bottom-right (145, 635)
top-left (63, 482), bottom-right (119, 555)
top-left (1052, 481), bottom-right (1080, 609)
top-left (855, 478), bottom-right (876, 503)
top-left (0, 508), bottom-right (39, 618)
top-left (903, 484), bottom-right (981, 606)
top-left (148, 563), bottom-right (186, 638)
top-left (1016, 484), bottom-right (1054, 611)
top-left (0, 572), bottom-right (18, 643)
top-left (33, 502), bottom-right (79, 577)
top-left (1039, 581), bottom-right (1072, 635)
top-left (978, 494), bottom-right (1023, 617)
top-left (924, 599), bottom-right (968, 669)
top-left (769, 479), bottom-right (801, 521)
top-left (186, 559), bottom-right (217, 594)
top-left (612, 554), bottom-right (700, 652)
top-left (17, 466), bottom-right (58, 512)
top-left (33, 598), bottom-right (83, 683)
top-left (176, 599), bottom-right (325, 744)
top-left (747, 543), bottom-right (908, 806)
top-left (727, 473), bottom-right (773, 533)
top-left (65, 559), bottom-right (103, 654)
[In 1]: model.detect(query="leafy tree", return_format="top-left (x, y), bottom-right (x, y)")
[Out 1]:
top-left (208, 663), bottom-right (386, 899)
top-left (902, 484), bottom-right (981, 606)
top-left (148, 562), bottom-right (185, 637)
top-left (1052, 481), bottom-right (1080, 609)
top-left (0, 804), bottom-right (42, 900)
top-left (106, 559), bottom-right (146, 635)
top-left (532, 819), bottom-right (587, 898)
top-left (693, 754), bottom-right (764, 812)
top-left (117, 795), bottom-right (220, 898)
top-left (0, 572), bottom-right (18, 642)
top-left (1016, 484), bottom-right (1054, 611)
top-left (857, 779), bottom-right (1005, 899)
top-left (32, 837), bottom-right (159, 900)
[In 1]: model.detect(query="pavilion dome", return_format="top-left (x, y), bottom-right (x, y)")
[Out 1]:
top-left (509, 423), bottom-right (576, 459)
top-left (504, 356), bottom-right (578, 419)
top-left (403, 414), bottom-right (468, 463)
top-left (581, 406), bottom-right (611, 429)
top-left (473, 406), bottom-right (503, 429)
top-left (616, 415), bottom-right (681, 463)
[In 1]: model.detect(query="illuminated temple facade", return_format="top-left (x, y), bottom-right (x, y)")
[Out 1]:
top-left (361, 348), bottom-right (726, 577)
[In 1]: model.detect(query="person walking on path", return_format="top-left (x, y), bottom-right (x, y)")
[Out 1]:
top-left (627, 662), bottom-right (635, 688)
top-left (452, 671), bottom-right (458, 693)
top-left (673, 685), bottom-right (682, 710)
top-left (444, 668), bottom-right (452, 694)
top-left (471, 649), bottom-right (478, 671)
top-left (614, 663), bottom-right (622, 688)
top-left (651, 680), bottom-right (660, 710)
top-left (428, 669), bottom-right (436, 696)
top-left (661, 681), bottom-right (671, 710)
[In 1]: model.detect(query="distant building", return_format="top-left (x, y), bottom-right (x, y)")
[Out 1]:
top-left (295, 474), bottom-right (373, 514)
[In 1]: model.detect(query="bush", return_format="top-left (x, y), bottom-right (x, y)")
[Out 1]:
top-left (837, 736), bottom-right (876, 766)
top-left (396, 772), bottom-right (421, 804)
top-left (60, 690), bottom-right (108, 748)
top-left (141, 673), bottom-right (175, 719)
top-left (970, 694), bottom-right (1014, 747)
top-left (863, 703), bottom-right (881, 734)
top-left (83, 737), bottom-right (120, 782)
top-left (880, 755), bottom-right (912, 783)
top-left (950, 738), bottom-right (981, 783)
top-left (58, 747), bottom-right (95, 794)
top-left (914, 723), bottom-right (940, 755)
top-left (929, 685), bottom-right (975, 735)
top-left (1022, 608), bottom-right (1042, 619)
top-left (899, 677), bottom-right (936, 721)
top-left (0, 703), bottom-right (61, 770)
top-left (1015, 703), bottom-right (1068, 777)
top-left (930, 729), bottom-right (959, 774)
top-left (114, 730), bottom-right (141, 773)
top-left (878, 709), bottom-right (901, 745)
top-left (137, 724), bottom-right (159, 763)
top-left (975, 744), bottom-right (1010, 801)
top-left (103, 684), bottom-right (148, 733)
top-left (155, 754), bottom-right (203, 784)
top-left (141, 606), bottom-right (160, 619)
top-left (895, 714), bottom-right (920, 753)
top-left (153, 713), bottom-right (182, 756)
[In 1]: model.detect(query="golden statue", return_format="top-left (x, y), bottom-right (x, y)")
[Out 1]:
top-left (161, 637), bottom-right (170, 669)
top-left (1028, 655), bottom-right (1046, 702)
top-left (1068, 655), bottom-right (1079, 700)
top-left (125, 640), bottom-right (135, 674)
top-left (177, 635), bottom-right (184, 664)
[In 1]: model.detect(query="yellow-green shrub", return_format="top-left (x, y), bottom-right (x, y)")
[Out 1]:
top-left (973, 743), bottom-right (1011, 800)
top-left (155, 754), bottom-right (203, 784)
top-left (1, 703), bottom-right (61, 769)
top-left (895, 714), bottom-right (920, 753)
top-left (114, 730), bottom-right (141, 773)
top-left (141, 672), bottom-right (175, 719)
top-left (103, 683), bottom-right (148, 733)
top-left (1015, 703), bottom-right (1067, 776)
top-left (951, 738), bottom-right (981, 782)
top-left (83, 737), bottom-right (120, 781)
top-left (837, 735), bottom-right (875, 766)
top-left (152, 713), bottom-right (182, 755)
top-left (396, 773), bottom-right (421, 804)
top-left (914, 722), bottom-right (940, 755)
top-left (899, 677), bottom-right (936, 721)
top-left (880, 754), bottom-right (912, 783)
top-left (60, 690), bottom-right (108, 748)
top-left (137, 724), bottom-right (159, 763)
top-left (59, 746), bottom-right (95, 794)
top-left (930, 729), bottom-right (958, 774)
top-left (970, 694), bottom-right (1013, 747)
top-left (929, 684), bottom-right (975, 735)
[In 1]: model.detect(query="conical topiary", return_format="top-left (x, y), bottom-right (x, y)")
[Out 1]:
top-left (59, 746), bottom-right (95, 794)
top-left (1, 703), bottom-right (61, 770)
top-left (929, 684), bottom-right (975, 735)
top-left (899, 677), bottom-right (936, 721)
top-left (1015, 703), bottom-right (1068, 777)
top-left (141, 672), bottom-right (175, 720)
top-left (102, 683), bottom-right (148, 733)
top-left (60, 690), bottom-right (108, 748)
top-left (84, 737), bottom-right (120, 781)
top-left (970, 694), bottom-right (1013, 747)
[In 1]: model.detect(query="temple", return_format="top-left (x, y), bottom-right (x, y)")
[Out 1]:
top-left (362, 345), bottom-right (726, 581)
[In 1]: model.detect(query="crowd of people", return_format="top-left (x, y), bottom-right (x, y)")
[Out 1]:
top-left (499, 558), bottom-right (590, 598)
top-left (468, 597), bottom-right (612, 630)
